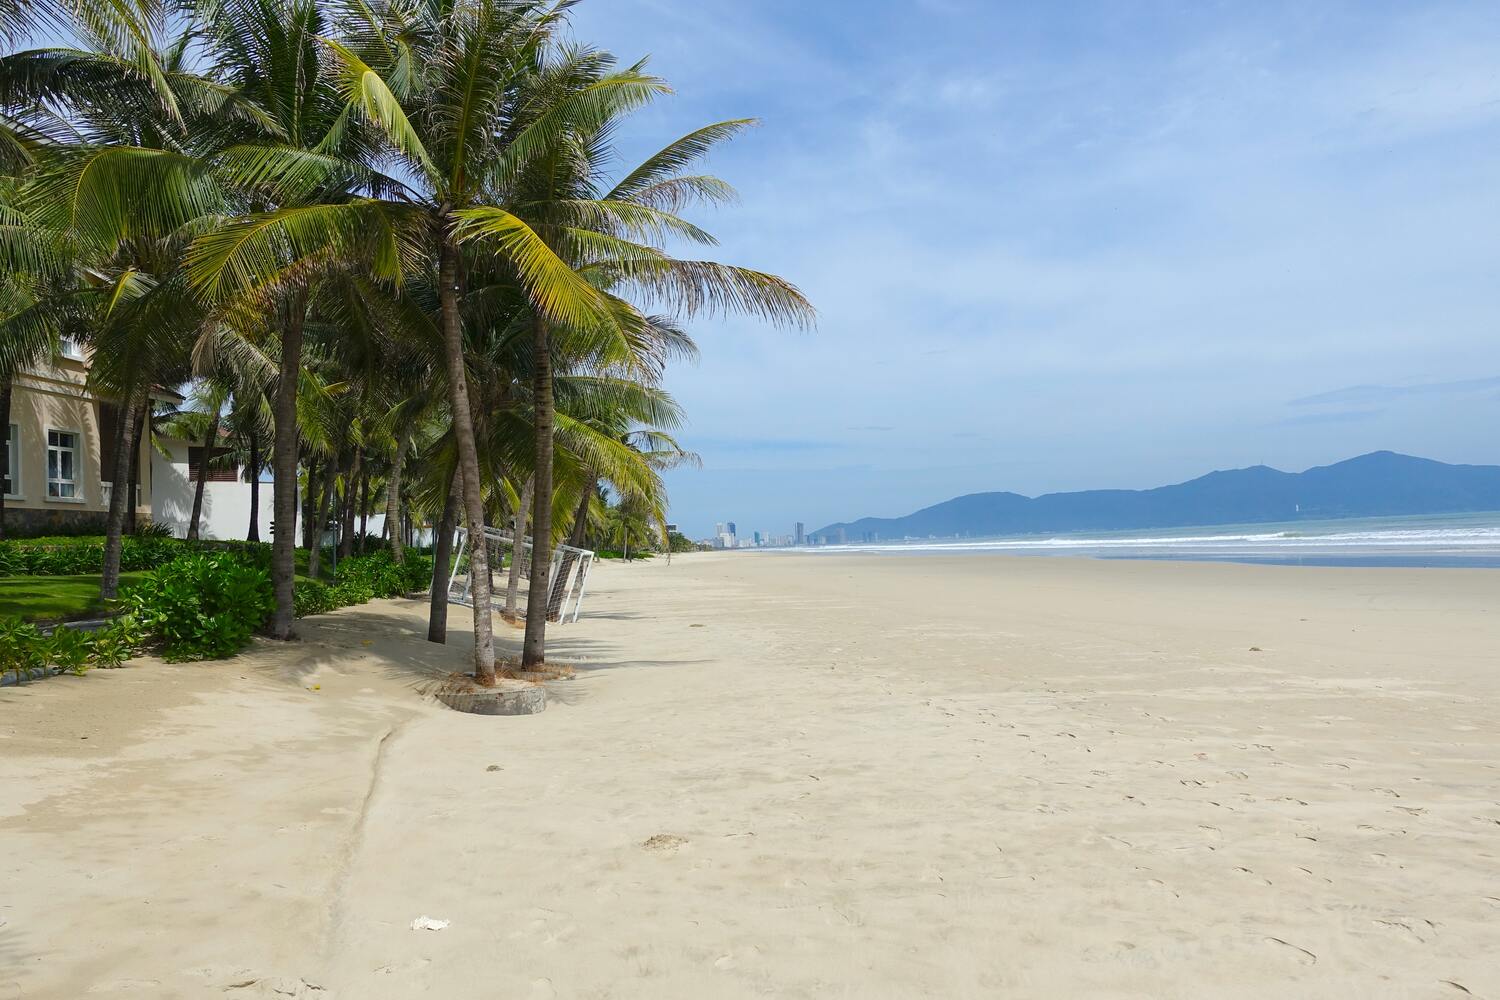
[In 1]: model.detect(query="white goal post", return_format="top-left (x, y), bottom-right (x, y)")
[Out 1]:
top-left (447, 527), bottom-right (596, 624)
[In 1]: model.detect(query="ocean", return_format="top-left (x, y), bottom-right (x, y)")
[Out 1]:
top-left (799, 511), bottom-right (1500, 568)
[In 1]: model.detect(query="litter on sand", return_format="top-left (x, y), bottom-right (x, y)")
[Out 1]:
top-left (410, 916), bottom-right (450, 931)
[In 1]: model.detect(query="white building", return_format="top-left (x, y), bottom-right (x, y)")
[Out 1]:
top-left (151, 438), bottom-right (282, 540)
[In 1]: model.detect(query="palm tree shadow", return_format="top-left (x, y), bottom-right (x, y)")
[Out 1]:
top-left (247, 600), bottom-right (711, 707)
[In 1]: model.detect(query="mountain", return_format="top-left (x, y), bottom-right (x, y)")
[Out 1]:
top-left (811, 452), bottom-right (1500, 542)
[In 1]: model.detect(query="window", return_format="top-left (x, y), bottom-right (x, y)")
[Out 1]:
top-left (47, 429), bottom-right (80, 499)
top-left (4, 424), bottom-right (17, 497)
top-left (188, 446), bottom-right (238, 483)
top-left (59, 336), bottom-right (85, 361)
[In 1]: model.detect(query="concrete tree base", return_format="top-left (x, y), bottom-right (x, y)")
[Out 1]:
top-left (435, 678), bottom-right (546, 716)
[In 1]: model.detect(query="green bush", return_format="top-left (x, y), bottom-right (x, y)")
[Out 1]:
top-left (334, 550), bottom-right (429, 597)
top-left (47, 627), bottom-right (93, 676)
top-left (293, 579), bottom-right (336, 617)
top-left (293, 553), bottom-right (431, 619)
top-left (0, 617), bottom-right (44, 682)
top-left (122, 552), bottom-right (274, 661)
top-left (0, 618), bottom-right (105, 681)
top-left (0, 534), bottom-right (186, 576)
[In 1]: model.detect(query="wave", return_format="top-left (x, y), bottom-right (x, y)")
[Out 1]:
top-left (805, 524), bottom-right (1500, 554)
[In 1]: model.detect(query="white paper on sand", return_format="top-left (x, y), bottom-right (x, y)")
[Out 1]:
top-left (410, 916), bottom-right (450, 931)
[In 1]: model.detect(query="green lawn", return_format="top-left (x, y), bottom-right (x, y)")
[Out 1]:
top-left (0, 548), bottom-right (349, 624)
top-left (0, 572), bottom-right (148, 623)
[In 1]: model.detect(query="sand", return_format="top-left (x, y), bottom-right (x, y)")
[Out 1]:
top-left (2, 552), bottom-right (1498, 998)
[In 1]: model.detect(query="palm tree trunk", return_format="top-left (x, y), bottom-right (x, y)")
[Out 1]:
top-left (186, 412), bottom-right (220, 541)
top-left (0, 380), bottom-right (11, 541)
top-left (270, 297), bottom-right (305, 640)
top-left (523, 315), bottom-right (554, 667)
top-left (125, 408), bottom-right (142, 534)
top-left (428, 467), bottom-right (461, 644)
top-left (339, 446), bottom-right (361, 559)
top-left (546, 479), bottom-right (592, 619)
top-left (503, 476), bottom-right (533, 621)
top-left (386, 437), bottom-right (406, 564)
top-left (308, 460), bottom-right (335, 580)
top-left (100, 388), bottom-right (143, 599)
top-left (301, 456), bottom-right (317, 551)
top-left (568, 481), bottom-right (592, 548)
top-left (246, 430), bottom-right (261, 542)
top-left (357, 464), bottom-right (370, 554)
top-left (439, 235), bottom-right (496, 682)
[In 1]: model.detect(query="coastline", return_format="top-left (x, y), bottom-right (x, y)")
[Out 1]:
top-left (3, 553), bottom-right (1498, 997)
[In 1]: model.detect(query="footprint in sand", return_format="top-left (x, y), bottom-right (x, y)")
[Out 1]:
top-left (1372, 918), bottom-right (1437, 944)
top-left (86, 981), bottom-right (161, 993)
top-left (1145, 878), bottom-right (1179, 898)
top-left (642, 833), bottom-right (688, 853)
top-left (222, 977), bottom-right (326, 996)
top-left (1264, 937), bottom-right (1316, 966)
top-left (374, 959), bottom-right (431, 976)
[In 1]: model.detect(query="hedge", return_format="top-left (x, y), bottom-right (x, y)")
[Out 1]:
top-left (0, 536), bottom-right (272, 577)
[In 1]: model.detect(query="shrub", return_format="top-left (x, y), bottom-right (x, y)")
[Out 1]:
top-left (294, 553), bottom-right (432, 619)
top-left (0, 536), bottom-right (276, 578)
top-left (293, 579), bottom-right (336, 618)
top-left (0, 617), bottom-right (43, 682)
top-left (122, 552), bottom-right (274, 661)
top-left (47, 627), bottom-right (93, 676)
top-left (0, 619), bottom-right (98, 680)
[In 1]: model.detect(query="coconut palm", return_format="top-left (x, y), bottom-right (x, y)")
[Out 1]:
top-left (0, 178), bottom-right (72, 538)
top-left (0, 6), bottom-right (239, 591)
top-left (186, 0), bottom-right (637, 682)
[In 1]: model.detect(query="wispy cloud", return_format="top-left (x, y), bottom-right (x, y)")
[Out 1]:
top-left (1275, 408), bottom-right (1385, 426)
top-left (1290, 376), bottom-right (1500, 406)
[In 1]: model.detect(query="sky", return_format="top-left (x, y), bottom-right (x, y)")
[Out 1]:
top-left (567, 0), bottom-right (1500, 539)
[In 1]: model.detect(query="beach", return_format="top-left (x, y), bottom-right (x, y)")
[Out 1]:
top-left (3, 552), bottom-right (1498, 998)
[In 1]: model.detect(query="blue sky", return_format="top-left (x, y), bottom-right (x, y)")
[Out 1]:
top-left (571, 0), bottom-right (1500, 538)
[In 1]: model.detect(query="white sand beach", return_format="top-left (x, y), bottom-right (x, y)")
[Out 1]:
top-left (3, 552), bottom-right (1498, 998)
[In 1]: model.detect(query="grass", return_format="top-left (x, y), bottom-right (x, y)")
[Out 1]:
top-left (0, 546), bottom-right (376, 624)
top-left (0, 572), bottom-right (149, 623)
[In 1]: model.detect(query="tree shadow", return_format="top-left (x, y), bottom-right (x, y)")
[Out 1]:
top-left (250, 600), bottom-right (710, 706)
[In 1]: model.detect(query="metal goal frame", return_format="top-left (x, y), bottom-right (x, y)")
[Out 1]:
top-left (447, 527), bottom-right (596, 624)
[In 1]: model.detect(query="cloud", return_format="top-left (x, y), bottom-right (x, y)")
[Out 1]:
top-left (1290, 376), bottom-right (1500, 406)
top-left (1274, 408), bottom-right (1385, 426)
top-left (694, 437), bottom-right (838, 454)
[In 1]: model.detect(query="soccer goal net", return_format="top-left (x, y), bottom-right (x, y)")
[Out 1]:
top-left (447, 527), bottom-right (596, 624)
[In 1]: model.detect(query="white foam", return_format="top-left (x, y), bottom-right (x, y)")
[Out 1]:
top-left (802, 521), bottom-right (1500, 555)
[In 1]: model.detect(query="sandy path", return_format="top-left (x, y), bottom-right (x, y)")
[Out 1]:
top-left (3, 553), bottom-right (1498, 998)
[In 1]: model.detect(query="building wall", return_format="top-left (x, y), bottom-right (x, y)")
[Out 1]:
top-left (6, 357), bottom-right (152, 533)
top-left (151, 437), bottom-right (284, 541)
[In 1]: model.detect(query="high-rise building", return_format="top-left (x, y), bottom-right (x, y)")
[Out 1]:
top-left (727, 521), bottom-right (737, 536)
top-left (794, 522), bottom-right (805, 546)
top-left (753, 531), bottom-right (762, 546)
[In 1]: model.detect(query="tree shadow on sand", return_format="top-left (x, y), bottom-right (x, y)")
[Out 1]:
top-left (252, 599), bottom-right (710, 706)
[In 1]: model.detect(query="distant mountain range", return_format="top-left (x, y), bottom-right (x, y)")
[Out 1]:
top-left (811, 452), bottom-right (1500, 542)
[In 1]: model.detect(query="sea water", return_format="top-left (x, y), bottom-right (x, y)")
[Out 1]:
top-left (800, 511), bottom-right (1500, 568)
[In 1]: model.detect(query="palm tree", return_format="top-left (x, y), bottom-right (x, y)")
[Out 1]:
top-left (0, 179), bottom-right (71, 538)
top-left (459, 51), bottom-right (813, 666)
top-left (187, 1), bottom-right (633, 683)
top-left (220, 17), bottom-right (810, 673)
top-left (1, 7), bottom-right (237, 591)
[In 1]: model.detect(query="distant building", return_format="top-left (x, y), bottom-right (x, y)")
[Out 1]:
top-left (794, 521), bottom-right (805, 545)
top-left (753, 530), bottom-right (762, 546)
top-left (727, 521), bottom-right (737, 536)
